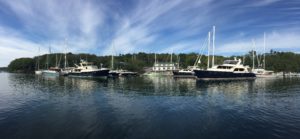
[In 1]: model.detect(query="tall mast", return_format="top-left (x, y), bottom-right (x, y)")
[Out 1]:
top-left (64, 38), bottom-right (67, 68)
top-left (264, 32), bottom-right (266, 69)
top-left (47, 46), bottom-right (51, 69)
top-left (207, 31), bottom-right (211, 69)
top-left (111, 41), bottom-right (114, 70)
top-left (177, 54), bottom-right (180, 69)
top-left (37, 47), bottom-right (40, 70)
top-left (170, 50), bottom-right (173, 63)
top-left (155, 53), bottom-right (157, 64)
top-left (212, 26), bottom-right (215, 67)
top-left (252, 39), bottom-right (255, 69)
top-left (56, 54), bottom-right (58, 67)
top-left (111, 54), bottom-right (114, 69)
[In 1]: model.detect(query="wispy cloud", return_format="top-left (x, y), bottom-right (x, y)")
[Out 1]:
top-left (0, 0), bottom-right (109, 66)
top-left (0, 0), bottom-right (299, 66)
top-left (216, 31), bottom-right (300, 55)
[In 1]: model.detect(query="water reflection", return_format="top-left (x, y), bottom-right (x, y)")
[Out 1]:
top-left (1, 73), bottom-right (300, 139)
top-left (5, 73), bottom-right (300, 98)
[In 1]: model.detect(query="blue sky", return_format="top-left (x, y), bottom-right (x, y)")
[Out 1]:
top-left (0, 0), bottom-right (300, 66)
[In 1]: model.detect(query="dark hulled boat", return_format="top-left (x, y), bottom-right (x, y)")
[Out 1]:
top-left (194, 58), bottom-right (256, 80)
top-left (173, 70), bottom-right (195, 78)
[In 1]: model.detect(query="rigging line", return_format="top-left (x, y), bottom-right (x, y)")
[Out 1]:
top-left (194, 35), bottom-right (209, 67)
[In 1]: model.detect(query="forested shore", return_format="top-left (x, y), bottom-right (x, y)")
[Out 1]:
top-left (7, 51), bottom-right (300, 73)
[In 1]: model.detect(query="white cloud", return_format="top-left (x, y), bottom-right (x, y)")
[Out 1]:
top-left (216, 31), bottom-right (300, 55)
top-left (248, 0), bottom-right (281, 7)
top-left (0, 0), bottom-right (299, 67)
top-left (103, 0), bottom-right (212, 55)
top-left (0, 0), bottom-right (107, 66)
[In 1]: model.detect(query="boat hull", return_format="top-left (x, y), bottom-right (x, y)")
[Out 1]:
top-left (42, 70), bottom-right (59, 76)
top-left (35, 70), bottom-right (42, 75)
top-left (69, 69), bottom-right (109, 77)
top-left (143, 71), bottom-right (174, 76)
top-left (172, 71), bottom-right (195, 78)
top-left (108, 71), bottom-right (119, 78)
top-left (194, 70), bottom-right (256, 80)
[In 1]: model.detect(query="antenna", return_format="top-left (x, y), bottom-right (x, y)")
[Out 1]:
top-left (207, 32), bottom-right (211, 69)
top-left (212, 26), bottom-right (215, 67)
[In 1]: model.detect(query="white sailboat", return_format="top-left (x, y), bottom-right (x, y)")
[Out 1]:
top-left (252, 33), bottom-right (275, 77)
top-left (173, 26), bottom-right (214, 78)
top-left (35, 47), bottom-right (42, 75)
top-left (60, 39), bottom-right (73, 76)
top-left (108, 41), bottom-right (138, 77)
top-left (42, 46), bottom-right (60, 76)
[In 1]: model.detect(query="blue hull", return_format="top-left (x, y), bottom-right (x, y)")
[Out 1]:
top-left (68, 70), bottom-right (110, 77)
top-left (194, 70), bottom-right (256, 79)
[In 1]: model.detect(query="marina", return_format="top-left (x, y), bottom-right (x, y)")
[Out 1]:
top-left (1, 1), bottom-right (300, 139)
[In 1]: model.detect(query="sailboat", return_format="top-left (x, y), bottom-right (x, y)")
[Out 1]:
top-left (194, 26), bottom-right (256, 80)
top-left (108, 43), bottom-right (138, 77)
top-left (42, 47), bottom-right (60, 76)
top-left (60, 39), bottom-right (73, 76)
top-left (251, 33), bottom-right (274, 77)
top-left (35, 47), bottom-right (42, 75)
top-left (173, 34), bottom-right (208, 78)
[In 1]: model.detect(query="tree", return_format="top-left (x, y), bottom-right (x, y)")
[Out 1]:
top-left (8, 58), bottom-right (35, 73)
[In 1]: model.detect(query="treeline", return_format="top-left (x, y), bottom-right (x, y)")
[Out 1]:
top-left (7, 51), bottom-right (300, 73)
top-left (0, 67), bottom-right (8, 71)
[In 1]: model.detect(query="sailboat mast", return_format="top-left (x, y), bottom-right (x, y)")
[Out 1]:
top-left (264, 32), bottom-right (266, 70)
top-left (111, 54), bottom-right (114, 69)
top-left (177, 54), bottom-right (180, 69)
top-left (64, 38), bottom-right (67, 69)
top-left (111, 41), bottom-right (115, 70)
top-left (47, 46), bottom-right (51, 69)
top-left (207, 32), bottom-right (211, 69)
top-left (212, 26), bottom-right (215, 67)
top-left (252, 40), bottom-right (255, 69)
top-left (56, 54), bottom-right (58, 67)
top-left (170, 52), bottom-right (173, 63)
top-left (155, 53), bottom-right (157, 64)
top-left (37, 47), bottom-right (40, 70)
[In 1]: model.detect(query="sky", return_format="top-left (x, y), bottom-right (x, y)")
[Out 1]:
top-left (0, 0), bottom-right (300, 67)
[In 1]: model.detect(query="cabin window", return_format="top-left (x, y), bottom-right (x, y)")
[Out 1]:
top-left (234, 68), bottom-right (244, 71)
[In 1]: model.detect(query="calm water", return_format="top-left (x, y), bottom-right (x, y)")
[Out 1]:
top-left (0, 73), bottom-right (300, 139)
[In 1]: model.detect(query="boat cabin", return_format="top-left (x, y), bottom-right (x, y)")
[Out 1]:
top-left (73, 60), bottom-right (99, 72)
top-left (209, 58), bottom-right (251, 72)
